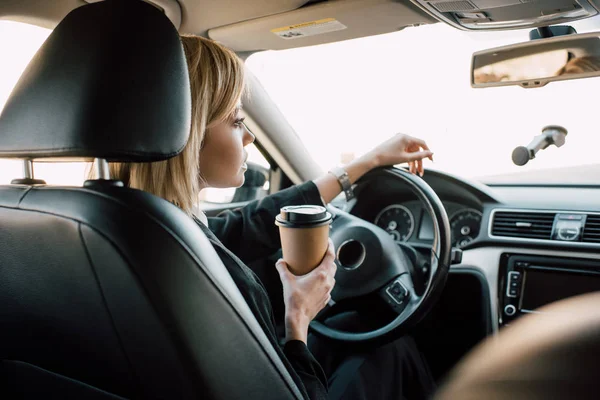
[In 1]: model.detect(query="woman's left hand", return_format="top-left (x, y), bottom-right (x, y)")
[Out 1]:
top-left (365, 133), bottom-right (433, 176)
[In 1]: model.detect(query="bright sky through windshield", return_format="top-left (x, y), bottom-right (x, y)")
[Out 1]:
top-left (247, 18), bottom-right (600, 182)
top-left (1, 18), bottom-right (600, 185)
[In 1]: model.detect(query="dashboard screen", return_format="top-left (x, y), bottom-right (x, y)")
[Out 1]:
top-left (521, 269), bottom-right (600, 310)
top-left (418, 213), bottom-right (434, 240)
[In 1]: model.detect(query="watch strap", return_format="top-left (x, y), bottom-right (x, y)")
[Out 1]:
top-left (329, 166), bottom-right (355, 201)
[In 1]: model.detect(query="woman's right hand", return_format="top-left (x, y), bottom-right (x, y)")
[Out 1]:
top-left (276, 239), bottom-right (337, 344)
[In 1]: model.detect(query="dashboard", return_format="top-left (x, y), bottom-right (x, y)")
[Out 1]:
top-left (343, 168), bottom-right (600, 334)
top-left (372, 200), bottom-right (482, 248)
top-left (349, 170), bottom-right (490, 250)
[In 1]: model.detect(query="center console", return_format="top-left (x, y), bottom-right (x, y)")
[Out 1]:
top-left (500, 254), bottom-right (600, 325)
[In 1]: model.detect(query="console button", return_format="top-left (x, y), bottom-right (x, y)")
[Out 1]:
top-left (507, 271), bottom-right (521, 298)
top-left (515, 262), bottom-right (528, 268)
top-left (504, 304), bottom-right (517, 316)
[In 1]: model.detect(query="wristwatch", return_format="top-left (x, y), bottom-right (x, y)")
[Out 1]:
top-left (329, 166), bottom-right (355, 201)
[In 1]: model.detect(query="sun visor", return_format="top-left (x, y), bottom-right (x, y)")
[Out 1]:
top-left (208, 0), bottom-right (434, 52)
top-left (409, 0), bottom-right (598, 31)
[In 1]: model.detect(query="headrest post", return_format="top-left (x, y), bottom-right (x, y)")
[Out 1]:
top-left (95, 158), bottom-right (110, 180)
top-left (23, 160), bottom-right (34, 179)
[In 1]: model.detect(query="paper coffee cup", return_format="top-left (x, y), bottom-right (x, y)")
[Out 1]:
top-left (275, 205), bottom-right (332, 276)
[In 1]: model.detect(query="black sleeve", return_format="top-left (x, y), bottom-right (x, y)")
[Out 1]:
top-left (207, 181), bottom-right (324, 265)
top-left (284, 340), bottom-right (328, 400)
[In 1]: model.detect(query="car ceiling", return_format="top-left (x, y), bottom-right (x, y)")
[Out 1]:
top-left (4, 1), bottom-right (600, 52)
top-left (0, 0), bottom-right (435, 52)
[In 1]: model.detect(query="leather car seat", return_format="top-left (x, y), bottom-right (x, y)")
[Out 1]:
top-left (0, 1), bottom-right (302, 399)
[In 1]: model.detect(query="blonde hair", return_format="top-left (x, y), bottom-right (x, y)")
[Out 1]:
top-left (109, 35), bottom-right (246, 214)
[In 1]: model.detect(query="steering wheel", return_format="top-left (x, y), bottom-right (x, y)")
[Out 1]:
top-left (309, 167), bottom-right (452, 346)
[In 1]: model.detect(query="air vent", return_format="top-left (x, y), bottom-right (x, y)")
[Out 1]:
top-left (431, 1), bottom-right (476, 12)
top-left (491, 211), bottom-right (555, 240)
top-left (582, 215), bottom-right (600, 243)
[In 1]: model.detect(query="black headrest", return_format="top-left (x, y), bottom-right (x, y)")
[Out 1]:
top-left (0, 0), bottom-right (191, 162)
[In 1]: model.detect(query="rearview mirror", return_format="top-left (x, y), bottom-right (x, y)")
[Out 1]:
top-left (472, 31), bottom-right (600, 88)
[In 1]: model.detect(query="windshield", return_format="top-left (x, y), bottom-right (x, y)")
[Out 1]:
top-left (246, 18), bottom-right (600, 185)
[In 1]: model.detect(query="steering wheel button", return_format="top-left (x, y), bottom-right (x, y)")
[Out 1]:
top-left (390, 292), bottom-right (405, 303)
top-left (385, 280), bottom-right (408, 304)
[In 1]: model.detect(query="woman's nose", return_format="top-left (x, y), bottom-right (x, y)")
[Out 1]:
top-left (243, 125), bottom-right (255, 145)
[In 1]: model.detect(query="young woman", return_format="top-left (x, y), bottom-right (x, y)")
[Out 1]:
top-left (109, 35), bottom-right (436, 400)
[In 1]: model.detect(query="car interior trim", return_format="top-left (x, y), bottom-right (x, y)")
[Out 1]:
top-left (456, 246), bottom-right (600, 333)
top-left (488, 207), bottom-right (600, 248)
top-left (243, 72), bottom-right (323, 183)
top-left (209, 0), bottom-right (434, 52)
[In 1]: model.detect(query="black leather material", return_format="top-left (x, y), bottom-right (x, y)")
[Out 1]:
top-left (1, 360), bottom-right (126, 400)
top-left (0, 184), bottom-right (302, 399)
top-left (0, 1), bottom-right (301, 398)
top-left (0, 0), bottom-right (190, 161)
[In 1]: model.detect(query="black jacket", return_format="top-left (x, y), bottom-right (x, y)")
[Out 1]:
top-left (195, 181), bottom-right (328, 400)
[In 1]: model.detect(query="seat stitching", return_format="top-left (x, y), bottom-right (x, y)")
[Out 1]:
top-left (1, 359), bottom-right (127, 399)
top-left (16, 186), bottom-right (33, 207)
top-left (78, 222), bottom-right (144, 397)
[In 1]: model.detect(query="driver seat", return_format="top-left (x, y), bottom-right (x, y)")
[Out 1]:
top-left (0, 1), bottom-right (301, 399)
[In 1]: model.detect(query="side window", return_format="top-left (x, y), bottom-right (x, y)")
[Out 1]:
top-left (199, 142), bottom-right (271, 204)
top-left (0, 22), bottom-right (93, 185)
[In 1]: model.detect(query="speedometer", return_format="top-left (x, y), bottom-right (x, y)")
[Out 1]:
top-left (450, 209), bottom-right (482, 248)
top-left (374, 205), bottom-right (415, 243)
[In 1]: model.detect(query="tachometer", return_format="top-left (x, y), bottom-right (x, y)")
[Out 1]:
top-left (450, 209), bottom-right (482, 248)
top-left (374, 205), bottom-right (415, 243)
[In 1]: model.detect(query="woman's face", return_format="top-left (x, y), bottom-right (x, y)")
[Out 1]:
top-left (199, 106), bottom-right (255, 189)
